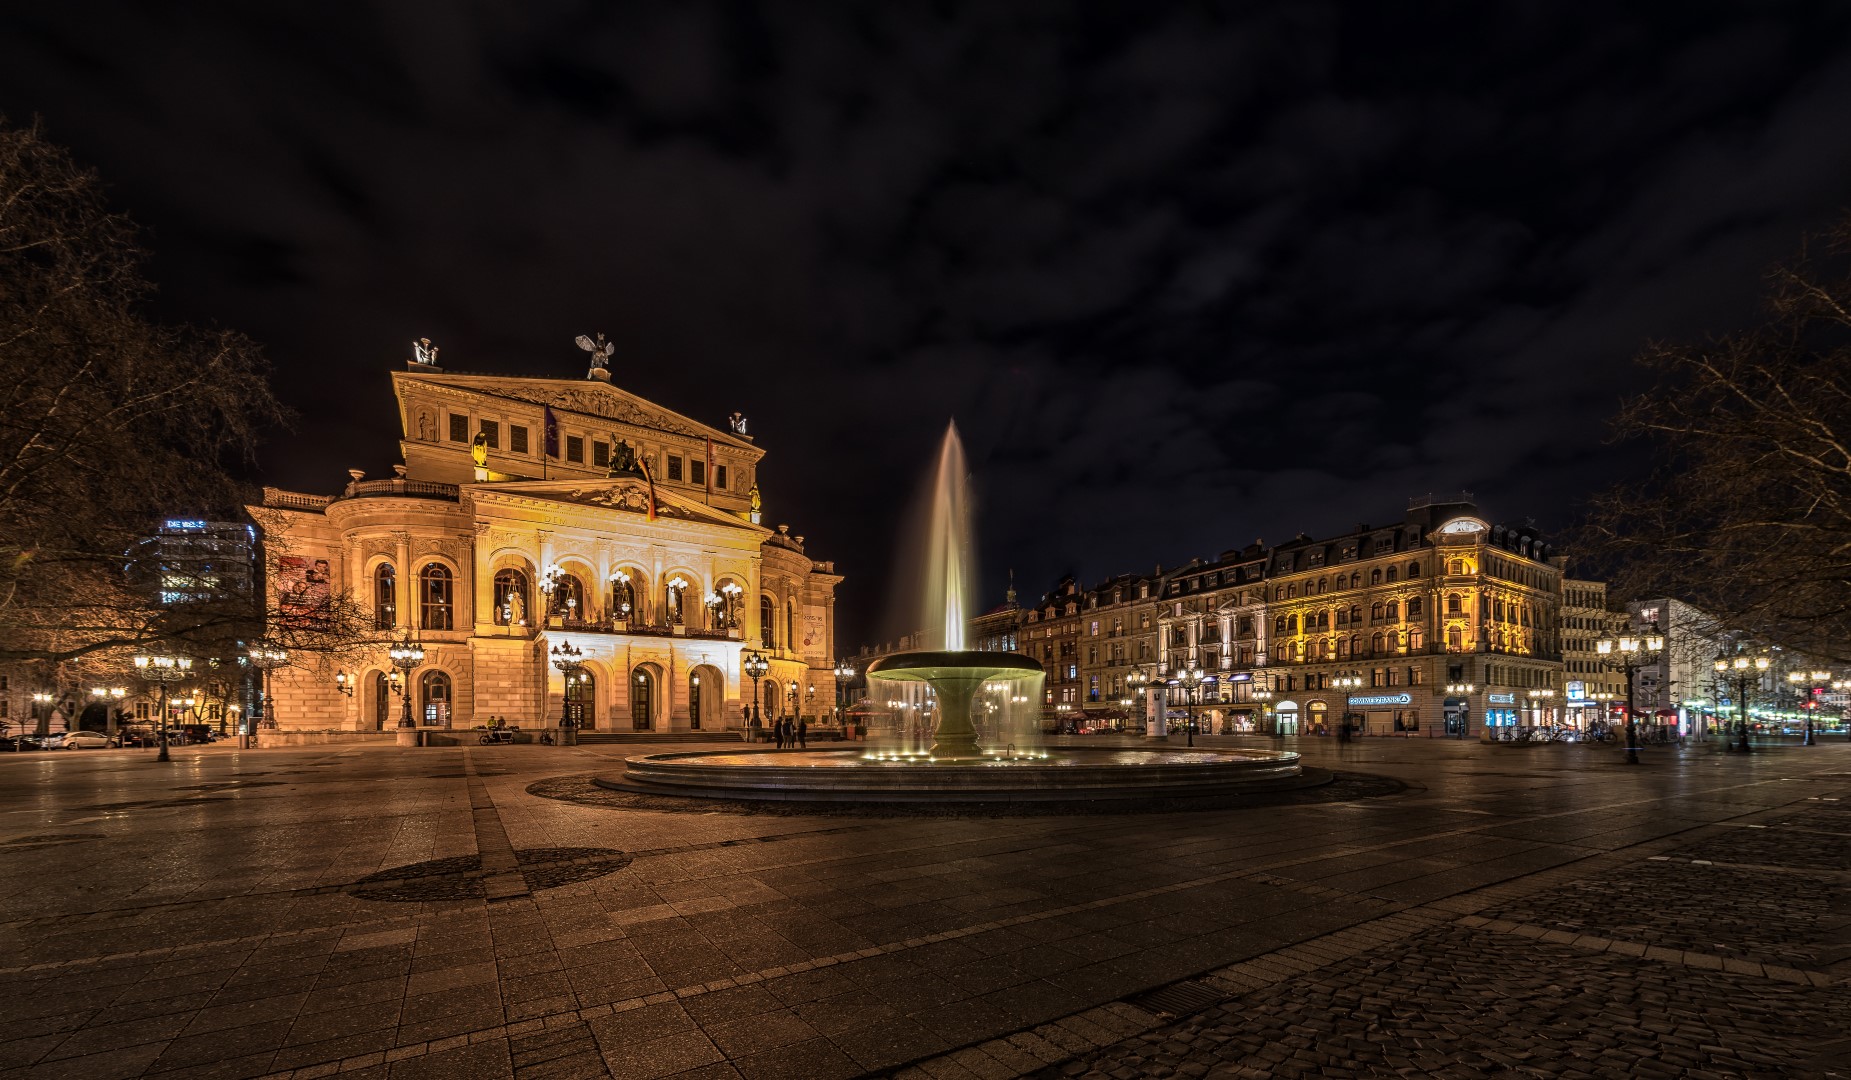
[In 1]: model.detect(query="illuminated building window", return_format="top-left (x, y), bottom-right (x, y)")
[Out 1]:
top-left (510, 426), bottom-right (528, 454)
top-left (593, 441), bottom-right (609, 468)
top-left (420, 564), bottom-right (453, 630)
top-left (374, 563), bottom-right (397, 630)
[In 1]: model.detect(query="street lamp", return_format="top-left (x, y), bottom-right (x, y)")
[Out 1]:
top-left (334, 670), bottom-right (355, 697)
top-left (1713, 651), bottom-right (1771, 754)
top-left (1597, 629), bottom-right (1663, 765)
top-left (786, 679), bottom-right (799, 721)
top-left (1331, 674), bottom-right (1362, 739)
top-left (388, 634), bottom-right (425, 729)
top-left (1251, 687), bottom-right (1275, 735)
top-left (1526, 689), bottom-right (1556, 733)
top-left (1445, 683), bottom-right (1476, 740)
top-left (89, 686), bottom-right (126, 743)
top-left (1787, 669), bottom-right (1832, 746)
top-left (551, 642), bottom-right (584, 732)
top-left (1178, 666), bottom-right (1202, 747)
top-left (247, 640), bottom-right (289, 734)
top-left (30, 691), bottom-right (54, 741)
top-left (834, 659), bottom-right (855, 732)
top-left (132, 654), bottom-right (192, 762)
top-left (743, 649), bottom-right (769, 730)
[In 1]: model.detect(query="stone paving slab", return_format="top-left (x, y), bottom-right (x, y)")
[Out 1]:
top-left (0, 739), bottom-right (1847, 1079)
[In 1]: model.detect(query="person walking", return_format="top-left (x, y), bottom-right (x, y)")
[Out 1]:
top-left (797, 716), bottom-right (807, 749)
top-left (774, 717), bottom-right (785, 749)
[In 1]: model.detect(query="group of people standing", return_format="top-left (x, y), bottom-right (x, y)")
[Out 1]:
top-left (772, 716), bottom-right (807, 748)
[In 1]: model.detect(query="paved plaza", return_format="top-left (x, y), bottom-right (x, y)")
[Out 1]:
top-left (0, 737), bottom-right (1846, 1080)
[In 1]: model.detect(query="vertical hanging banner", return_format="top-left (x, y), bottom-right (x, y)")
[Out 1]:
top-left (543, 407), bottom-right (560, 459)
top-left (705, 437), bottom-right (714, 501)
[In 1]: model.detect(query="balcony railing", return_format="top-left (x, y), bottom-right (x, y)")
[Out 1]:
top-left (339, 478), bottom-right (461, 502)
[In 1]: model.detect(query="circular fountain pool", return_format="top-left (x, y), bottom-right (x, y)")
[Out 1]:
top-left (597, 745), bottom-right (1304, 803)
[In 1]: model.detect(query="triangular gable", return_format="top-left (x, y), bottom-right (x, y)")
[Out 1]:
top-left (396, 371), bottom-right (751, 451)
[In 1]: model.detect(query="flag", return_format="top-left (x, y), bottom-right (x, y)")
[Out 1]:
top-left (639, 456), bottom-right (657, 522)
top-left (543, 407), bottom-right (559, 458)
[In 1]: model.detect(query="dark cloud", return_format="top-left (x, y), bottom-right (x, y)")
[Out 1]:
top-left (5, 2), bottom-right (1851, 645)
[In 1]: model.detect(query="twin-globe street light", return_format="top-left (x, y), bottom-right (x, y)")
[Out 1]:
top-left (551, 641), bottom-right (585, 735)
top-left (387, 635), bottom-right (425, 729)
top-left (1597, 629), bottom-right (1663, 766)
top-left (133, 654), bottom-right (193, 762)
top-left (743, 649), bottom-right (769, 729)
top-left (1714, 652), bottom-right (1771, 754)
top-left (1786, 669), bottom-right (1833, 746)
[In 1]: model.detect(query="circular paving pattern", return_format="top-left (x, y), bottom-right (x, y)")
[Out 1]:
top-left (348, 846), bottom-right (631, 902)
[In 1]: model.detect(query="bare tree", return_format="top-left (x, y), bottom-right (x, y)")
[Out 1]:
top-left (1583, 217), bottom-right (1851, 667)
top-left (0, 118), bottom-right (288, 664)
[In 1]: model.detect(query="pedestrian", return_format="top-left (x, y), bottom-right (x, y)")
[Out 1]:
top-left (797, 716), bottom-right (807, 749)
top-left (772, 718), bottom-right (783, 748)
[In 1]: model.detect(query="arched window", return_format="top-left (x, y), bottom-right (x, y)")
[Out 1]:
top-left (1371, 632), bottom-right (1385, 654)
top-left (1349, 635), bottom-right (1361, 656)
top-left (1447, 627), bottom-right (1464, 651)
top-left (1275, 586), bottom-right (1285, 600)
top-left (1349, 573), bottom-right (1360, 588)
top-left (787, 600), bottom-right (797, 653)
top-left (1408, 596), bottom-right (1424, 617)
top-left (1285, 615), bottom-right (1298, 633)
top-left (493, 569), bottom-right (529, 626)
top-left (1386, 601), bottom-right (1399, 621)
top-left (1337, 608), bottom-right (1348, 626)
top-left (1349, 604), bottom-right (1362, 623)
top-left (374, 564), bottom-right (397, 630)
top-left (1274, 615), bottom-right (1287, 634)
top-left (1287, 584), bottom-right (1297, 598)
top-left (664, 577), bottom-right (688, 626)
top-left (1409, 628), bottom-right (1424, 651)
top-left (1317, 578), bottom-right (1327, 594)
top-left (1370, 568), bottom-right (1381, 585)
top-left (1371, 602), bottom-right (1384, 620)
top-left (763, 679), bottom-right (779, 718)
top-left (1312, 640), bottom-right (1327, 660)
top-left (631, 668), bottom-right (654, 731)
top-left (611, 572), bottom-right (636, 622)
top-left (420, 670), bottom-right (451, 727)
top-left (1447, 593), bottom-right (1463, 615)
top-left (760, 596), bottom-right (776, 649)
top-left (420, 564), bottom-right (453, 630)
top-left (1408, 561), bottom-right (1420, 577)
top-left (1316, 611), bottom-right (1330, 628)
top-left (1449, 559), bottom-right (1465, 575)
top-left (1385, 567), bottom-right (1398, 583)
top-left (1336, 637), bottom-right (1349, 658)
top-left (548, 573), bottom-right (585, 623)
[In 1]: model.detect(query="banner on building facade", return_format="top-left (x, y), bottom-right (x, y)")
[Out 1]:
top-left (801, 611), bottom-right (828, 658)
top-left (276, 555), bottom-right (331, 620)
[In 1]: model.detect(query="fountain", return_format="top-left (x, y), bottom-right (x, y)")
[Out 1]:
top-left (600, 423), bottom-right (1302, 804)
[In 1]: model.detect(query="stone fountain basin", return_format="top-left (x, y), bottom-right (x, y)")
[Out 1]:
top-left (597, 746), bottom-right (1303, 803)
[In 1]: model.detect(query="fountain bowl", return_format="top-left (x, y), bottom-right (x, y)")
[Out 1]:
top-left (598, 745), bottom-right (1304, 804)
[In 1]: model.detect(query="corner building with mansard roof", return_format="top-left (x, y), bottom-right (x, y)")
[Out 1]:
top-left (251, 359), bottom-right (840, 736)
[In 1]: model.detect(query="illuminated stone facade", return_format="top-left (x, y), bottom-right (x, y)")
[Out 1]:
top-left (252, 363), bottom-right (840, 734)
top-left (973, 497), bottom-right (1571, 741)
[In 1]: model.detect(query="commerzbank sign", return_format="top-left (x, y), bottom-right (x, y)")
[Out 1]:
top-left (1346, 692), bottom-right (1412, 707)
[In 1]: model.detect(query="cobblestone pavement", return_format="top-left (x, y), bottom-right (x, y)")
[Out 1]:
top-left (0, 737), bottom-right (1846, 1079)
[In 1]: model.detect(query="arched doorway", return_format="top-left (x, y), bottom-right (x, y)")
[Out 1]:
top-left (1274, 699), bottom-right (1300, 736)
top-left (762, 679), bottom-right (779, 720)
top-left (631, 668), bottom-right (655, 731)
top-left (565, 668), bottom-right (595, 729)
top-left (1308, 700), bottom-right (1329, 735)
top-left (688, 673), bottom-right (703, 730)
top-left (688, 665), bottom-right (724, 730)
top-left (420, 670), bottom-right (452, 728)
top-left (372, 672), bottom-right (391, 731)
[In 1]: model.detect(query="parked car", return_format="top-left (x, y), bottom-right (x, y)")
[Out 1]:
top-left (60, 731), bottom-right (111, 749)
top-left (113, 730), bottom-right (159, 748)
top-left (23, 733), bottom-right (64, 749)
top-left (0, 735), bottom-right (41, 752)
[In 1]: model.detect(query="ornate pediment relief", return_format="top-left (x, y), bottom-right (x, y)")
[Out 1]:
top-left (557, 482), bottom-right (690, 519)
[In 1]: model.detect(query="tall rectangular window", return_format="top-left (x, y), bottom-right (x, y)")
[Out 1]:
top-left (593, 441), bottom-right (609, 468)
top-left (565, 435), bottom-right (583, 463)
top-left (715, 464), bottom-right (727, 489)
top-left (479, 420), bottom-right (499, 449)
top-left (667, 456), bottom-right (683, 481)
top-left (690, 459), bottom-right (705, 485)
top-left (509, 426), bottom-right (529, 454)
top-left (449, 414), bottom-right (469, 442)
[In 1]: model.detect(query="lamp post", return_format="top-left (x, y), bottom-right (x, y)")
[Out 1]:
top-left (247, 640), bottom-right (289, 740)
top-left (1178, 666), bottom-right (1202, 747)
top-left (786, 679), bottom-right (799, 722)
top-left (1333, 674), bottom-right (1363, 739)
top-left (1597, 628), bottom-right (1664, 765)
top-left (744, 649), bottom-right (768, 732)
top-left (30, 690), bottom-right (54, 740)
top-left (388, 634), bottom-right (425, 730)
top-left (1445, 682), bottom-right (1476, 740)
top-left (1252, 687), bottom-right (1275, 735)
top-left (1126, 670), bottom-right (1149, 735)
top-left (89, 686), bottom-right (126, 743)
top-left (834, 659), bottom-right (855, 733)
top-left (132, 654), bottom-right (192, 762)
top-left (1786, 669), bottom-right (1831, 746)
top-left (551, 642), bottom-right (584, 738)
top-left (1526, 689), bottom-right (1556, 734)
top-left (1713, 651), bottom-right (1770, 754)
top-left (334, 670), bottom-right (355, 698)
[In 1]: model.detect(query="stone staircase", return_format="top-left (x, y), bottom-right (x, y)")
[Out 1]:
top-left (575, 730), bottom-right (745, 745)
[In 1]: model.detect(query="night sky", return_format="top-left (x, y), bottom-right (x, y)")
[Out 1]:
top-left (7, 4), bottom-right (1851, 648)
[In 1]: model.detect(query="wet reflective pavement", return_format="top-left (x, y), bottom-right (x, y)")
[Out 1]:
top-left (0, 735), bottom-right (1844, 1078)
